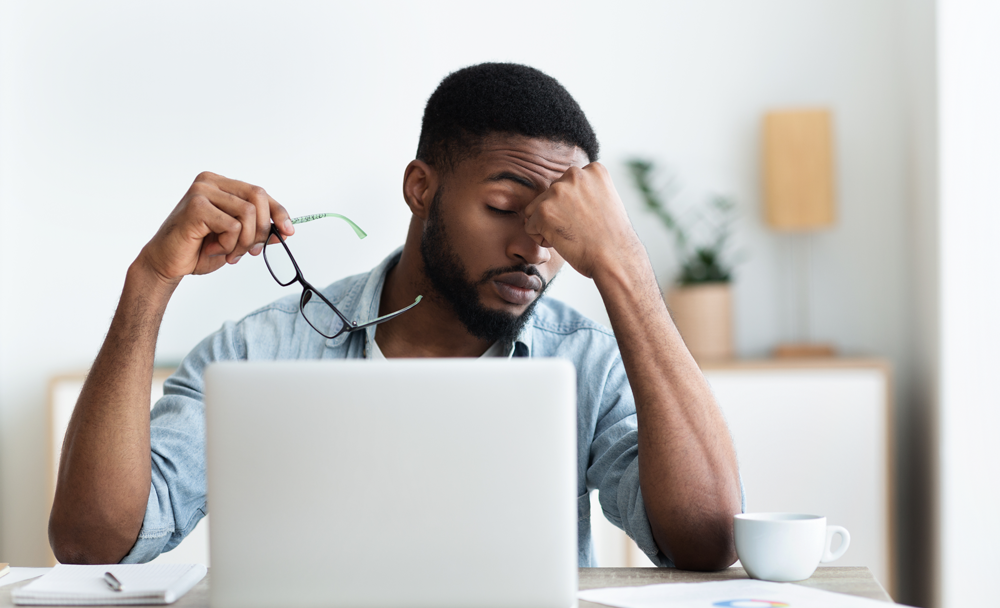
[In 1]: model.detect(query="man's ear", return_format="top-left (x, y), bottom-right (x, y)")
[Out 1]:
top-left (402, 160), bottom-right (439, 220)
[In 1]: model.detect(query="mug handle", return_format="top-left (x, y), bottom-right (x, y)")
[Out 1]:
top-left (821, 525), bottom-right (851, 562)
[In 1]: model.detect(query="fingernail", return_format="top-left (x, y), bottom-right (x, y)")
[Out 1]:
top-left (231, 255), bottom-right (243, 264)
top-left (250, 243), bottom-right (264, 256)
top-left (283, 219), bottom-right (294, 234)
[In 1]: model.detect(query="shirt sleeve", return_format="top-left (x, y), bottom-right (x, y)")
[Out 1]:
top-left (582, 345), bottom-right (746, 568)
top-left (120, 318), bottom-right (248, 563)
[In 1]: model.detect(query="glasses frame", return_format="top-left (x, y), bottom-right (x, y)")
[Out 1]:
top-left (263, 216), bottom-right (421, 339)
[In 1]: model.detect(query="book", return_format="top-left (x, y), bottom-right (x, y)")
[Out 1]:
top-left (0, 563), bottom-right (9, 579)
top-left (12, 563), bottom-right (206, 606)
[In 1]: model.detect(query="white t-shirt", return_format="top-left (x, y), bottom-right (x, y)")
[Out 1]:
top-left (365, 330), bottom-right (513, 359)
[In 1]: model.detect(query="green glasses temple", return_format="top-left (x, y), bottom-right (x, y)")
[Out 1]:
top-left (290, 213), bottom-right (368, 239)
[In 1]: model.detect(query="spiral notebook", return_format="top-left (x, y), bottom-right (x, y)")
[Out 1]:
top-left (12, 564), bottom-right (206, 605)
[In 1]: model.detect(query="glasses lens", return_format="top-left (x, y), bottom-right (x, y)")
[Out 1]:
top-left (301, 289), bottom-right (347, 338)
top-left (264, 239), bottom-right (298, 286)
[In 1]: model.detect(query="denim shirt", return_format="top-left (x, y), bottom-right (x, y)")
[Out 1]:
top-left (122, 248), bottom-right (731, 567)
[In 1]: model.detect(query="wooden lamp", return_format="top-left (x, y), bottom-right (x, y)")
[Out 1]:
top-left (762, 109), bottom-right (837, 358)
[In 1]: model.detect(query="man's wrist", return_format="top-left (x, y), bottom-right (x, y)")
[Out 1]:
top-left (127, 252), bottom-right (181, 308)
top-left (590, 237), bottom-right (655, 297)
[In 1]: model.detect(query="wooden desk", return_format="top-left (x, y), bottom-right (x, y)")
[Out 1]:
top-left (1, 566), bottom-right (894, 607)
top-left (579, 567), bottom-right (894, 605)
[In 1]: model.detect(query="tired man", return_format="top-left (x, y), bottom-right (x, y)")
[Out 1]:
top-left (50, 63), bottom-right (743, 569)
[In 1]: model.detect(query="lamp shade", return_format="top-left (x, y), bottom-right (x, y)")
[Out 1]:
top-left (762, 109), bottom-right (836, 230)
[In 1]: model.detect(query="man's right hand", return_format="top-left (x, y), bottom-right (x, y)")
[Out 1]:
top-left (136, 171), bottom-right (295, 286)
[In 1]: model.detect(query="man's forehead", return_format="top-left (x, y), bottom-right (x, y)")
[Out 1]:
top-left (466, 135), bottom-right (589, 186)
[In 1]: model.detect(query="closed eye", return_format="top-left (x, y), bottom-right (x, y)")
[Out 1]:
top-left (488, 206), bottom-right (518, 216)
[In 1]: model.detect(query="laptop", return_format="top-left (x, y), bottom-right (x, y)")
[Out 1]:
top-left (204, 358), bottom-right (578, 608)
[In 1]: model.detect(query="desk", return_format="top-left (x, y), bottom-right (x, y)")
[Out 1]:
top-left (1, 566), bottom-right (893, 607)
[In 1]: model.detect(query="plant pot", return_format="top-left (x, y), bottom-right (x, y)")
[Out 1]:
top-left (666, 282), bottom-right (734, 362)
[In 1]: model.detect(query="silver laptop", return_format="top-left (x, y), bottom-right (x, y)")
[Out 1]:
top-left (204, 358), bottom-right (577, 608)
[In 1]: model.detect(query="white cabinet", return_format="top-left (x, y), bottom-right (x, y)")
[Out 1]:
top-left (591, 359), bottom-right (892, 595)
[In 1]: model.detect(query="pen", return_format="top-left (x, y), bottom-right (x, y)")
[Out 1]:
top-left (103, 572), bottom-right (123, 592)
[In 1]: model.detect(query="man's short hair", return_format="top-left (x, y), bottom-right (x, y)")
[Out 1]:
top-left (416, 63), bottom-right (600, 171)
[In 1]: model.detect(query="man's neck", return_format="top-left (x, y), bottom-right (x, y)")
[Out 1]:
top-left (374, 243), bottom-right (494, 358)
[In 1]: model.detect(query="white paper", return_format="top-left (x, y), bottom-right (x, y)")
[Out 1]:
top-left (0, 569), bottom-right (52, 589)
top-left (579, 579), bottom-right (910, 608)
top-left (12, 563), bottom-right (206, 605)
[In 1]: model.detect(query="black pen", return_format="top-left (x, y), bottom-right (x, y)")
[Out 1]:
top-left (103, 572), bottom-right (123, 592)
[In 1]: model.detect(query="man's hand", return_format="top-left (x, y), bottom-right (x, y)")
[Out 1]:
top-left (137, 171), bottom-right (295, 286)
top-left (522, 162), bottom-right (642, 280)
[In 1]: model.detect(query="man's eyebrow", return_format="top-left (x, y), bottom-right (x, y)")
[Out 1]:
top-left (485, 171), bottom-right (536, 190)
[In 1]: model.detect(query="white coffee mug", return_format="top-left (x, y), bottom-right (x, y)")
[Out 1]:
top-left (734, 513), bottom-right (850, 582)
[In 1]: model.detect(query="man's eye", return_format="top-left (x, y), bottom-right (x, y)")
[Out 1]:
top-left (488, 206), bottom-right (517, 216)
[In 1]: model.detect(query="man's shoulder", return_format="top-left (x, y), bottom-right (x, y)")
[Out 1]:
top-left (530, 297), bottom-right (618, 350)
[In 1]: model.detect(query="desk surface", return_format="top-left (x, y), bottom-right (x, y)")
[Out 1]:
top-left (579, 567), bottom-right (893, 605)
top-left (1, 566), bottom-right (893, 607)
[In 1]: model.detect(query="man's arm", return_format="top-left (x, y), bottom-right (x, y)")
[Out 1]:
top-left (49, 172), bottom-right (293, 564)
top-left (524, 163), bottom-right (742, 570)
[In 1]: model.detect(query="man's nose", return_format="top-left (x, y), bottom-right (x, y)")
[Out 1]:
top-left (509, 227), bottom-right (551, 266)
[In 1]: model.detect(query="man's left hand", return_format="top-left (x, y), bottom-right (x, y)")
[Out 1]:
top-left (523, 162), bottom-right (642, 280)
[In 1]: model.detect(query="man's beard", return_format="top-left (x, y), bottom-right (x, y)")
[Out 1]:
top-left (419, 190), bottom-right (553, 345)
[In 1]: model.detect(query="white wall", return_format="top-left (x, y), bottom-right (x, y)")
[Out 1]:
top-left (0, 0), bottom-right (921, 586)
top-left (937, 1), bottom-right (1000, 606)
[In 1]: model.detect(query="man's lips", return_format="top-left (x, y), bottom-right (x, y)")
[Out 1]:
top-left (494, 272), bottom-right (543, 291)
top-left (492, 272), bottom-right (543, 306)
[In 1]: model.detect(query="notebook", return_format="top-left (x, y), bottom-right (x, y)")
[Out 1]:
top-left (11, 564), bottom-right (206, 605)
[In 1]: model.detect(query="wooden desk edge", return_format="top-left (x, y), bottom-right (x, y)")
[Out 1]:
top-left (578, 566), bottom-right (894, 604)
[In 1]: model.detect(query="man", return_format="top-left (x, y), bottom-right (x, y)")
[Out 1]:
top-left (49, 63), bottom-right (743, 570)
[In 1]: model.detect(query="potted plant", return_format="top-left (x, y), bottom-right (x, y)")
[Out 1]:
top-left (626, 158), bottom-right (739, 361)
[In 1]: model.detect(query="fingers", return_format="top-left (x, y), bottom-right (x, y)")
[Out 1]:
top-left (194, 172), bottom-right (288, 262)
top-left (197, 205), bottom-right (244, 258)
top-left (268, 195), bottom-right (294, 237)
top-left (261, 194), bottom-right (294, 247)
top-left (242, 184), bottom-right (271, 258)
top-left (522, 192), bottom-right (555, 249)
top-left (192, 184), bottom-right (261, 263)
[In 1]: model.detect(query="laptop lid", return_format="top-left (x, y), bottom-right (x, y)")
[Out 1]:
top-left (205, 358), bottom-right (577, 608)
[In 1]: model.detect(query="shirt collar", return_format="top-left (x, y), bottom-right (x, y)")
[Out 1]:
top-left (511, 316), bottom-right (534, 357)
top-left (324, 247), bottom-right (403, 351)
top-left (325, 245), bottom-right (535, 357)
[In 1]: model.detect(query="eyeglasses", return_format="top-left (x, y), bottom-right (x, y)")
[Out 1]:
top-left (263, 213), bottom-right (422, 339)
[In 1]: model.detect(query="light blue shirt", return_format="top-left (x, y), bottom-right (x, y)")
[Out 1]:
top-left (122, 248), bottom-right (741, 566)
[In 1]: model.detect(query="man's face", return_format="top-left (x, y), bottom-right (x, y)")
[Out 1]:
top-left (419, 135), bottom-right (589, 343)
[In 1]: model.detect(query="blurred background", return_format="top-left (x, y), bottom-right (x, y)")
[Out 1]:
top-left (1, 1), bottom-right (997, 607)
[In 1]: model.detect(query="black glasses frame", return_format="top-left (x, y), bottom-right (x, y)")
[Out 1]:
top-left (263, 223), bottom-right (421, 339)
